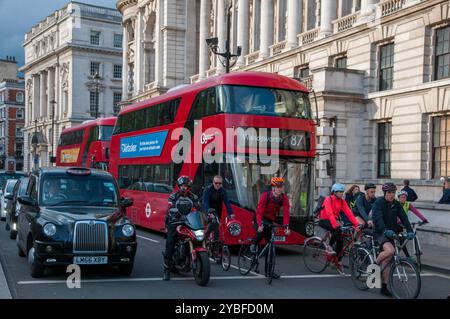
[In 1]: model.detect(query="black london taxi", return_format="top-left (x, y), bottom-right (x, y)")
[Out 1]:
top-left (16, 167), bottom-right (136, 278)
top-left (5, 177), bottom-right (30, 239)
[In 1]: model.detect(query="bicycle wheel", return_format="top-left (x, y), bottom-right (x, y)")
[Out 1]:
top-left (221, 246), bottom-right (231, 271)
top-left (414, 237), bottom-right (422, 272)
top-left (303, 237), bottom-right (330, 273)
top-left (238, 245), bottom-right (255, 276)
top-left (349, 246), bottom-right (373, 291)
top-left (266, 243), bottom-right (276, 285)
top-left (389, 258), bottom-right (421, 299)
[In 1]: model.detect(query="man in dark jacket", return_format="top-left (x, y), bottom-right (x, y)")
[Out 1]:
top-left (439, 177), bottom-right (450, 204)
top-left (401, 179), bottom-right (418, 202)
top-left (203, 175), bottom-right (234, 254)
top-left (354, 183), bottom-right (377, 226)
top-left (372, 182), bottom-right (414, 297)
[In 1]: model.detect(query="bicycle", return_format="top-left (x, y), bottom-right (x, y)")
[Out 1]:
top-left (237, 222), bottom-right (287, 285)
top-left (303, 225), bottom-right (360, 274)
top-left (205, 214), bottom-right (231, 271)
top-left (349, 229), bottom-right (421, 299)
top-left (409, 221), bottom-right (426, 271)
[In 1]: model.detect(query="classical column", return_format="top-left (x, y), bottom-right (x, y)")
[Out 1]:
top-left (237, 0), bottom-right (249, 66)
top-left (134, 9), bottom-right (145, 94)
top-left (199, 0), bottom-right (211, 78)
top-left (320, 0), bottom-right (337, 36)
top-left (122, 23), bottom-right (128, 98)
top-left (286, 0), bottom-right (301, 49)
top-left (360, 0), bottom-right (377, 16)
top-left (32, 74), bottom-right (40, 121)
top-left (259, 0), bottom-right (274, 59)
top-left (47, 67), bottom-right (54, 118)
top-left (216, 0), bottom-right (227, 74)
top-left (154, 2), bottom-right (163, 86)
top-left (39, 72), bottom-right (46, 120)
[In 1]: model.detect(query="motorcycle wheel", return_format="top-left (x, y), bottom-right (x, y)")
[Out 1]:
top-left (194, 251), bottom-right (211, 286)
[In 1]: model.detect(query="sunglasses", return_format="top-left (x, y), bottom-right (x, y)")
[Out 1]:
top-left (214, 182), bottom-right (222, 185)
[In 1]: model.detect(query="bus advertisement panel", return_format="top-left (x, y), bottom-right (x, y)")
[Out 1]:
top-left (110, 72), bottom-right (316, 245)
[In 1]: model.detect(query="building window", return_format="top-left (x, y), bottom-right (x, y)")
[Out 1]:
top-left (16, 126), bottom-right (23, 137)
top-left (113, 65), bottom-right (122, 79)
top-left (379, 43), bottom-right (394, 91)
top-left (433, 115), bottom-right (450, 178)
top-left (114, 33), bottom-right (123, 48)
top-left (296, 66), bottom-right (310, 79)
top-left (90, 31), bottom-right (100, 46)
top-left (16, 92), bottom-right (24, 102)
top-left (378, 122), bottom-right (392, 178)
top-left (113, 92), bottom-right (122, 116)
top-left (90, 91), bottom-right (99, 117)
top-left (15, 143), bottom-right (23, 157)
top-left (335, 56), bottom-right (347, 69)
top-left (16, 109), bottom-right (24, 119)
top-left (90, 62), bottom-right (100, 76)
top-left (436, 26), bottom-right (450, 81)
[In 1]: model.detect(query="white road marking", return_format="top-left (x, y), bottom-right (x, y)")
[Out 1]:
top-left (136, 235), bottom-right (160, 243)
top-left (209, 257), bottom-right (264, 277)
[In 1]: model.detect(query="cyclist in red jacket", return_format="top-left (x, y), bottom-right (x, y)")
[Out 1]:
top-left (319, 183), bottom-right (362, 274)
top-left (251, 177), bottom-right (291, 279)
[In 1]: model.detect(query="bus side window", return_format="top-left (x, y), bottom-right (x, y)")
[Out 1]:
top-left (188, 87), bottom-right (218, 121)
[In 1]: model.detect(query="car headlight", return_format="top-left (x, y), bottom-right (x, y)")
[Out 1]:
top-left (43, 223), bottom-right (57, 237)
top-left (193, 230), bottom-right (204, 241)
top-left (228, 222), bottom-right (242, 237)
top-left (122, 224), bottom-right (135, 237)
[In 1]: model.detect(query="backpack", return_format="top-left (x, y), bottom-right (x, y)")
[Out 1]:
top-left (313, 196), bottom-right (326, 218)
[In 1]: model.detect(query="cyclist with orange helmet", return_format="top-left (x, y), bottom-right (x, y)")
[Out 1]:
top-left (251, 177), bottom-right (291, 279)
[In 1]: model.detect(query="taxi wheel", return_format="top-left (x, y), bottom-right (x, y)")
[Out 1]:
top-left (118, 262), bottom-right (134, 276)
top-left (28, 245), bottom-right (45, 278)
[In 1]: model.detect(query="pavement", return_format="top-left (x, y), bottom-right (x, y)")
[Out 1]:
top-left (0, 224), bottom-right (449, 299)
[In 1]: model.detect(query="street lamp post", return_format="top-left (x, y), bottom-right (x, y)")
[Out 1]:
top-left (206, 1), bottom-right (241, 73)
top-left (50, 99), bottom-right (57, 165)
top-left (93, 71), bottom-right (101, 118)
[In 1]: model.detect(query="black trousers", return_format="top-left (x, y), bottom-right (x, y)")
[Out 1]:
top-left (253, 222), bottom-right (274, 274)
top-left (205, 211), bottom-right (220, 242)
top-left (164, 223), bottom-right (178, 260)
top-left (319, 219), bottom-right (343, 261)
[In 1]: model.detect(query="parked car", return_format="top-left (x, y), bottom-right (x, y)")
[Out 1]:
top-left (16, 167), bottom-right (136, 278)
top-left (1, 179), bottom-right (18, 220)
top-left (0, 171), bottom-right (25, 219)
top-left (5, 177), bottom-right (30, 239)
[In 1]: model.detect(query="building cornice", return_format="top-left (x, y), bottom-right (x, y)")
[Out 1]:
top-left (117, 0), bottom-right (138, 13)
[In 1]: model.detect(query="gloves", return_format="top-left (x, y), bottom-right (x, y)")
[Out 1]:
top-left (407, 232), bottom-right (415, 240)
top-left (385, 230), bottom-right (396, 238)
top-left (422, 219), bottom-right (429, 224)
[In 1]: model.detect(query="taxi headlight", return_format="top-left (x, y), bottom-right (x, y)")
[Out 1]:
top-left (193, 230), bottom-right (204, 241)
top-left (43, 223), bottom-right (57, 237)
top-left (228, 222), bottom-right (242, 237)
top-left (122, 224), bottom-right (135, 237)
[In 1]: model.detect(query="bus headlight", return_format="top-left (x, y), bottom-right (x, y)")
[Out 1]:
top-left (122, 224), bottom-right (135, 237)
top-left (227, 222), bottom-right (242, 237)
top-left (43, 223), bottom-right (57, 237)
top-left (193, 230), bottom-right (204, 241)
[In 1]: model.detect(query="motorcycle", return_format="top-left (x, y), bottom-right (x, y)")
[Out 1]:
top-left (169, 208), bottom-right (211, 286)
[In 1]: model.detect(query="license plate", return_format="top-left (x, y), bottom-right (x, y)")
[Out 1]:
top-left (274, 236), bottom-right (286, 242)
top-left (73, 256), bottom-right (108, 265)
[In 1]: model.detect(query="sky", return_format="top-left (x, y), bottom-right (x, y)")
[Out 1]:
top-left (0, 0), bottom-right (117, 69)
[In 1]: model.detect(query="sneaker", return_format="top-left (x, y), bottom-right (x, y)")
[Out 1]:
top-left (335, 262), bottom-right (345, 275)
top-left (380, 284), bottom-right (393, 298)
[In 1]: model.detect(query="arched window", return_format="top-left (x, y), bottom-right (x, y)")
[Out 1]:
top-left (16, 92), bottom-right (24, 103)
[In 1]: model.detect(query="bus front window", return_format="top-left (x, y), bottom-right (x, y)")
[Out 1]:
top-left (220, 85), bottom-right (311, 119)
top-left (99, 126), bottom-right (114, 141)
top-left (223, 155), bottom-right (311, 218)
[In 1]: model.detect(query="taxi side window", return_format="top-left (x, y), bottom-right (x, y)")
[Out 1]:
top-left (28, 177), bottom-right (37, 201)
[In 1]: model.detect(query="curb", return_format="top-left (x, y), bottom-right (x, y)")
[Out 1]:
top-left (0, 254), bottom-right (12, 299)
top-left (422, 263), bottom-right (450, 276)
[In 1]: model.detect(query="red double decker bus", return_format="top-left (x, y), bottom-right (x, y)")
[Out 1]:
top-left (110, 72), bottom-right (316, 245)
top-left (56, 117), bottom-right (116, 170)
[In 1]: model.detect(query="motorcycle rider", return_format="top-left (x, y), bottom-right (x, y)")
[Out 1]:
top-left (163, 176), bottom-right (202, 281)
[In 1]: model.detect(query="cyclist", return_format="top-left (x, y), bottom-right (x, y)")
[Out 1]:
top-left (251, 177), bottom-right (291, 279)
top-left (162, 176), bottom-right (202, 281)
top-left (396, 190), bottom-right (429, 258)
top-left (319, 183), bottom-right (362, 274)
top-left (372, 182), bottom-right (415, 297)
top-left (354, 183), bottom-right (377, 227)
top-left (203, 175), bottom-right (235, 258)
top-left (341, 185), bottom-right (362, 225)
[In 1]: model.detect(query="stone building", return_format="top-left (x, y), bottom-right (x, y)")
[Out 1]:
top-left (120, 0), bottom-right (450, 201)
top-left (20, 1), bottom-right (123, 171)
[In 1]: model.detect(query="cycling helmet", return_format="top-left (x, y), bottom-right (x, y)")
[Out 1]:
top-left (382, 182), bottom-right (397, 192)
top-left (397, 190), bottom-right (408, 198)
top-left (177, 176), bottom-right (192, 188)
top-left (271, 177), bottom-right (285, 187)
top-left (364, 183), bottom-right (376, 191)
top-left (331, 183), bottom-right (345, 193)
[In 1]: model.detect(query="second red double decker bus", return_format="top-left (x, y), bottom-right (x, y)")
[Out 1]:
top-left (110, 72), bottom-right (316, 245)
top-left (56, 117), bottom-right (116, 171)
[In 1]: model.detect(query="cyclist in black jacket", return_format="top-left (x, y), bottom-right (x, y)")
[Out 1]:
top-left (354, 183), bottom-right (377, 227)
top-left (372, 182), bottom-right (414, 297)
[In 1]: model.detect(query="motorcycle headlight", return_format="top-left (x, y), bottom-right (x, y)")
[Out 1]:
top-left (122, 224), bottom-right (135, 237)
top-left (193, 230), bottom-right (204, 241)
top-left (228, 222), bottom-right (242, 237)
top-left (43, 223), bottom-right (57, 237)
